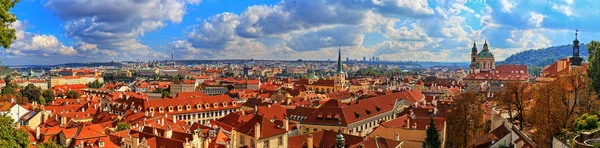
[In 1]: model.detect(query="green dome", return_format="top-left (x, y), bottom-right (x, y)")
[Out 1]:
top-left (477, 50), bottom-right (494, 58)
top-left (309, 75), bottom-right (319, 79)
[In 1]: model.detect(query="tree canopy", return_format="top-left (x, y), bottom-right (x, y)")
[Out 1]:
top-left (0, 0), bottom-right (20, 49)
top-left (0, 114), bottom-right (30, 148)
top-left (423, 117), bottom-right (441, 148)
top-left (588, 41), bottom-right (600, 94)
top-left (115, 122), bottom-right (131, 132)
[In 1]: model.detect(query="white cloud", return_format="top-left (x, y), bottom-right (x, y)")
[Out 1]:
top-left (500, 0), bottom-right (516, 13)
top-left (44, 0), bottom-right (199, 60)
top-left (528, 12), bottom-right (545, 28)
top-left (551, 4), bottom-right (573, 17)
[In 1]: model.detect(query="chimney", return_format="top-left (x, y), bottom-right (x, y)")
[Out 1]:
top-left (254, 123), bottom-right (261, 139)
top-left (284, 117), bottom-right (289, 131)
top-left (161, 118), bottom-right (165, 126)
top-left (60, 116), bottom-right (67, 126)
top-left (307, 134), bottom-right (314, 148)
top-left (395, 133), bottom-right (399, 141)
top-left (36, 126), bottom-right (40, 140)
top-left (267, 104), bottom-right (272, 108)
top-left (173, 115), bottom-right (177, 124)
top-left (164, 128), bottom-right (173, 138)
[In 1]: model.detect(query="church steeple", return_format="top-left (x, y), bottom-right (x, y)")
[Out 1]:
top-left (337, 45), bottom-right (343, 74)
top-left (570, 29), bottom-right (583, 66)
top-left (471, 41), bottom-right (478, 54)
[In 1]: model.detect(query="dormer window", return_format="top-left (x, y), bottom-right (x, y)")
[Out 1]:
top-left (222, 102), bottom-right (227, 107)
top-left (186, 105), bottom-right (191, 110)
top-left (149, 107), bottom-right (154, 112)
top-left (158, 107), bottom-right (164, 113)
top-left (168, 106), bottom-right (174, 112)
top-left (204, 103), bottom-right (210, 108)
top-left (232, 101), bottom-right (237, 106)
top-left (354, 112), bottom-right (361, 118)
top-left (196, 104), bottom-right (202, 109)
top-left (213, 102), bottom-right (218, 108)
top-left (177, 105), bottom-right (183, 111)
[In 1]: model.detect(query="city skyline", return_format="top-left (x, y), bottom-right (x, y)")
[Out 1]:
top-left (4, 0), bottom-right (594, 65)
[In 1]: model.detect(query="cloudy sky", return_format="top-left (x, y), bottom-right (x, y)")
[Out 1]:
top-left (3, 0), bottom-right (594, 65)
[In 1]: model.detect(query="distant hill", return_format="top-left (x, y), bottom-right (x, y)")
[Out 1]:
top-left (499, 44), bottom-right (589, 67)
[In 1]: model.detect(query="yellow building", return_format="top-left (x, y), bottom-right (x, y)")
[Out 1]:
top-left (50, 76), bottom-right (104, 88)
top-left (231, 115), bottom-right (289, 148)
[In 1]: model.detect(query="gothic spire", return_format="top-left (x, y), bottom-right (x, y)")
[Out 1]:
top-left (337, 45), bottom-right (343, 73)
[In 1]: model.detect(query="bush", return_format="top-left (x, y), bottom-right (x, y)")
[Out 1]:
top-left (574, 113), bottom-right (600, 131)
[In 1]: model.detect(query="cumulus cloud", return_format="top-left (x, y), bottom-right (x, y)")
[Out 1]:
top-left (5, 20), bottom-right (79, 58)
top-left (44, 0), bottom-right (199, 60)
top-left (528, 12), bottom-right (545, 28)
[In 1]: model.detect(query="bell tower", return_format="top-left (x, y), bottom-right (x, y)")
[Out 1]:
top-left (470, 41), bottom-right (478, 74)
top-left (334, 46), bottom-right (346, 92)
top-left (570, 29), bottom-right (583, 66)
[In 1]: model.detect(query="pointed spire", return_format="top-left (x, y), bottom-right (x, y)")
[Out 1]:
top-left (337, 45), bottom-right (343, 74)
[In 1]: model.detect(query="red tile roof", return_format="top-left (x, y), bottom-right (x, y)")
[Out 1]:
top-left (288, 130), bottom-right (364, 148)
top-left (235, 115), bottom-right (287, 139)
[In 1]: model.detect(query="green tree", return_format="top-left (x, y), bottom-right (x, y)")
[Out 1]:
top-left (423, 117), bottom-right (441, 148)
top-left (115, 122), bottom-right (131, 132)
top-left (588, 40), bottom-right (600, 93)
top-left (1, 84), bottom-right (16, 95)
top-left (161, 91), bottom-right (170, 98)
top-left (21, 84), bottom-right (41, 103)
top-left (42, 89), bottom-right (55, 103)
top-left (0, 0), bottom-right (20, 49)
top-left (0, 114), bottom-right (30, 148)
top-left (574, 113), bottom-right (600, 132)
top-left (86, 79), bottom-right (103, 88)
top-left (34, 138), bottom-right (63, 148)
top-left (65, 90), bottom-right (80, 99)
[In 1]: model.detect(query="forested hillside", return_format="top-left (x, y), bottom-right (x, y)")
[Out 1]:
top-left (500, 44), bottom-right (588, 67)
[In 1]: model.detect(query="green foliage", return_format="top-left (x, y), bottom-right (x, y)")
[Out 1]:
top-left (574, 113), bottom-right (600, 131)
top-left (21, 84), bottom-right (41, 103)
top-left (65, 90), bottom-right (80, 99)
top-left (56, 93), bottom-right (64, 98)
top-left (0, 0), bottom-right (20, 49)
top-left (85, 79), bottom-right (104, 88)
top-left (115, 122), bottom-right (131, 132)
top-left (500, 44), bottom-right (589, 67)
top-left (594, 142), bottom-right (600, 148)
top-left (34, 138), bottom-right (63, 148)
top-left (0, 114), bottom-right (30, 148)
top-left (0, 66), bottom-right (15, 77)
top-left (1, 84), bottom-right (16, 95)
top-left (423, 117), bottom-right (441, 148)
top-left (161, 91), bottom-right (170, 98)
top-left (42, 89), bottom-right (55, 103)
top-left (588, 41), bottom-right (600, 94)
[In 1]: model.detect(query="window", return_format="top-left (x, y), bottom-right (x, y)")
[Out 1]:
top-left (278, 136), bottom-right (283, 145)
top-left (239, 135), bottom-right (244, 144)
top-left (263, 141), bottom-right (269, 148)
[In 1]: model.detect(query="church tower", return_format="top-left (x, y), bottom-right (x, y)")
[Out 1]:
top-left (470, 41), bottom-right (478, 74)
top-left (570, 29), bottom-right (583, 66)
top-left (334, 46), bottom-right (346, 92)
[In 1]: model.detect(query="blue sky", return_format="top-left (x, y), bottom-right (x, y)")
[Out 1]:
top-left (3, 0), bottom-right (596, 65)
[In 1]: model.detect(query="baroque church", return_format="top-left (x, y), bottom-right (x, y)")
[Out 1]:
top-left (469, 41), bottom-right (495, 75)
